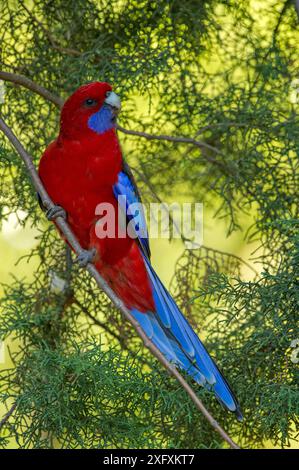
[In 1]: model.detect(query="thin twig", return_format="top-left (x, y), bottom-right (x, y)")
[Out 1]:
top-left (0, 116), bottom-right (241, 449)
top-left (0, 402), bottom-right (17, 429)
top-left (116, 124), bottom-right (221, 154)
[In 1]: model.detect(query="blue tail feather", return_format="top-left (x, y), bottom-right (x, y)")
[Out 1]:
top-left (131, 256), bottom-right (242, 420)
top-left (131, 309), bottom-right (206, 385)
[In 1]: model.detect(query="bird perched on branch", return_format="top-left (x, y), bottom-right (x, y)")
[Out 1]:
top-left (39, 81), bottom-right (242, 420)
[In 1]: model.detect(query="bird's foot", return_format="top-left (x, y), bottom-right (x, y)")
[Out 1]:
top-left (46, 205), bottom-right (67, 221)
top-left (75, 248), bottom-right (96, 268)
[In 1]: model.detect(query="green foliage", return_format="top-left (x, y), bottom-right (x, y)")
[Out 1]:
top-left (0, 0), bottom-right (298, 448)
top-left (172, 225), bottom-right (299, 446)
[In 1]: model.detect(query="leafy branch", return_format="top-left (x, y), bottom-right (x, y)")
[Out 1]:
top-left (0, 70), bottom-right (225, 168)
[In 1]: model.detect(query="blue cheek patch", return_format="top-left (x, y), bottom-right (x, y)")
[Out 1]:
top-left (88, 105), bottom-right (115, 134)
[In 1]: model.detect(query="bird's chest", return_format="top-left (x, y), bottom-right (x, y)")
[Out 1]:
top-left (42, 135), bottom-right (122, 228)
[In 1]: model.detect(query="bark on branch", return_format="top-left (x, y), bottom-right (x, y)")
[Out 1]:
top-left (0, 71), bottom-right (64, 108)
top-left (0, 402), bottom-right (17, 429)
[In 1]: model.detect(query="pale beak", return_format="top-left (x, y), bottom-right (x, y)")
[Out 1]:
top-left (104, 91), bottom-right (121, 115)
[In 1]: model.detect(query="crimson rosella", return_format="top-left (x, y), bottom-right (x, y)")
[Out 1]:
top-left (39, 81), bottom-right (242, 420)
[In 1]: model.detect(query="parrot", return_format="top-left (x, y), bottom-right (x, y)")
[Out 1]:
top-left (38, 81), bottom-right (243, 421)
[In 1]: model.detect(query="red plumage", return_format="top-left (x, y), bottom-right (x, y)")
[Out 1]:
top-left (39, 82), bottom-right (154, 312)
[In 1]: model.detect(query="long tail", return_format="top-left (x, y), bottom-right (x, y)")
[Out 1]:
top-left (131, 255), bottom-right (243, 421)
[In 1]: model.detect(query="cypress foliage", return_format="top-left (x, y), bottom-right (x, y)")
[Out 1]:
top-left (0, 0), bottom-right (298, 448)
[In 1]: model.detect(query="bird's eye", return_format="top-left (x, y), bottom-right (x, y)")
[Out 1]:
top-left (105, 91), bottom-right (111, 98)
top-left (84, 98), bottom-right (97, 107)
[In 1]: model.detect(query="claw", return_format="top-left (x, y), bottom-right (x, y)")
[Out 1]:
top-left (46, 205), bottom-right (67, 221)
top-left (75, 248), bottom-right (96, 267)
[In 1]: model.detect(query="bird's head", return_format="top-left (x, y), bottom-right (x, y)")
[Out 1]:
top-left (60, 81), bottom-right (121, 138)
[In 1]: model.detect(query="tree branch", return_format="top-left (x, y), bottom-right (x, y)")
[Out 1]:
top-left (0, 71), bottom-right (63, 109)
top-left (116, 124), bottom-right (221, 154)
top-left (0, 115), bottom-right (241, 449)
top-left (0, 402), bottom-right (17, 429)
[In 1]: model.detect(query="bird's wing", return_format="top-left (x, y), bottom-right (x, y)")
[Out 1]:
top-left (113, 160), bottom-right (151, 259)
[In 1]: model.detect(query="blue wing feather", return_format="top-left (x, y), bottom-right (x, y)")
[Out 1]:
top-left (113, 164), bottom-right (150, 258)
